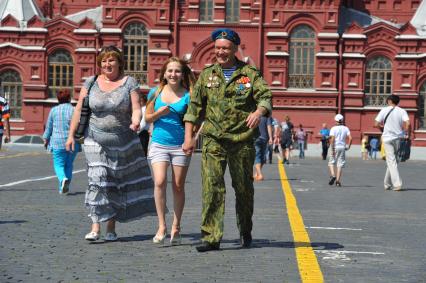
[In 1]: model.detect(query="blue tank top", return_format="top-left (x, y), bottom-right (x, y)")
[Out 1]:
top-left (147, 87), bottom-right (189, 146)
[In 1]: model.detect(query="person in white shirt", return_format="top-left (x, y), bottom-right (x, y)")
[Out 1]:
top-left (328, 114), bottom-right (352, 187)
top-left (374, 95), bottom-right (410, 191)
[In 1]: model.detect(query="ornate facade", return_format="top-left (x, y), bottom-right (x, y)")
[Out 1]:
top-left (1, 0), bottom-right (426, 145)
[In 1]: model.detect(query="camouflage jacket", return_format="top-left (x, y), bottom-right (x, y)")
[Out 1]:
top-left (184, 60), bottom-right (272, 142)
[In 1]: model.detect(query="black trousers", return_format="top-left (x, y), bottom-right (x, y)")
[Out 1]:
top-left (138, 130), bottom-right (149, 157)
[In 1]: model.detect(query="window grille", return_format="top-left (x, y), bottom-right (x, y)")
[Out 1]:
top-left (288, 25), bottom-right (315, 89)
top-left (364, 56), bottom-right (392, 106)
top-left (48, 50), bottom-right (73, 98)
top-left (226, 0), bottom-right (239, 23)
top-left (0, 70), bottom-right (22, 119)
top-left (200, 0), bottom-right (214, 22)
top-left (124, 22), bottom-right (149, 85)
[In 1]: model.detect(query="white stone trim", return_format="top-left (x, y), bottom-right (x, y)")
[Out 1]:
top-left (343, 53), bottom-right (366, 58)
top-left (266, 32), bottom-right (288, 38)
top-left (395, 53), bottom-right (426, 59)
top-left (188, 5), bottom-right (199, 8)
top-left (274, 105), bottom-right (338, 109)
top-left (401, 83), bottom-right (411, 88)
top-left (0, 43), bottom-right (45, 51)
top-left (213, 19), bottom-right (225, 22)
top-left (343, 91), bottom-right (364, 95)
top-left (23, 84), bottom-right (47, 88)
top-left (395, 35), bottom-right (420, 40)
top-left (0, 27), bottom-right (47, 32)
top-left (317, 32), bottom-right (339, 39)
top-left (188, 19), bottom-right (199, 22)
top-left (75, 48), bottom-right (97, 52)
top-left (148, 49), bottom-right (172, 54)
top-left (148, 29), bottom-right (172, 36)
top-left (316, 52), bottom-right (339, 57)
top-left (240, 20), bottom-right (251, 23)
top-left (74, 28), bottom-right (98, 34)
top-left (265, 51), bottom-right (289, 56)
top-left (100, 28), bottom-right (122, 33)
top-left (342, 34), bottom-right (366, 39)
top-left (214, 5), bottom-right (225, 8)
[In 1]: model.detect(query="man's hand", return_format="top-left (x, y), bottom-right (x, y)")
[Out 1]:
top-left (245, 110), bottom-right (263, 129)
top-left (65, 137), bottom-right (75, 152)
top-left (182, 138), bottom-right (196, 156)
top-left (4, 135), bottom-right (10, 144)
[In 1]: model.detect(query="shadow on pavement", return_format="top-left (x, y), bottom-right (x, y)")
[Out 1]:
top-left (0, 220), bottom-right (27, 224)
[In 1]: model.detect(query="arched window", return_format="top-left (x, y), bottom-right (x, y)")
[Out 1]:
top-left (419, 82), bottom-right (426, 128)
top-left (364, 56), bottom-right (392, 106)
top-left (200, 0), bottom-right (214, 22)
top-left (288, 25), bottom-right (315, 89)
top-left (123, 22), bottom-right (149, 85)
top-left (0, 70), bottom-right (22, 119)
top-left (226, 0), bottom-right (239, 23)
top-left (48, 50), bottom-right (73, 98)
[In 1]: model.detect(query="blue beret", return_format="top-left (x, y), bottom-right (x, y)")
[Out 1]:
top-left (211, 28), bottom-right (240, 45)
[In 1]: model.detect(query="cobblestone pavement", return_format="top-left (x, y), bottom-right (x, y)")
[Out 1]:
top-left (1, 148), bottom-right (425, 282)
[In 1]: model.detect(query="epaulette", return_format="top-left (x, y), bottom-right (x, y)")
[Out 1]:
top-left (202, 64), bottom-right (215, 71)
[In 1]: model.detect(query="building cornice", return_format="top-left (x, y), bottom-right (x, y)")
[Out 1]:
top-left (343, 53), bottom-right (366, 58)
top-left (265, 51), bottom-right (289, 57)
top-left (266, 32), bottom-right (288, 38)
top-left (148, 29), bottom-right (172, 36)
top-left (75, 48), bottom-right (97, 52)
top-left (395, 53), bottom-right (426, 59)
top-left (317, 32), bottom-right (339, 39)
top-left (74, 28), bottom-right (98, 34)
top-left (0, 43), bottom-right (45, 51)
top-left (316, 52), bottom-right (339, 57)
top-left (342, 34), bottom-right (366, 39)
top-left (0, 27), bottom-right (47, 33)
top-left (148, 49), bottom-right (172, 54)
top-left (100, 28), bottom-right (122, 33)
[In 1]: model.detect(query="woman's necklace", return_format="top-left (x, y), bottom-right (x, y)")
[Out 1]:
top-left (103, 74), bottom-right (120, 83)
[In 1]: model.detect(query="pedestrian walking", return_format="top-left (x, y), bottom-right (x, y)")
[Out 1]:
top-left (272, 118), bottom-right (283, 162)
top-left (66, 45), bottom-right (156, 242)
top-left (319, 123), bottom-right (330, 160)
top-left (145, 57), bottom-right (196, 245)
top-left (374, 95), bottom-right (410, 191)
top-left (0, 90), bottom-right (10, 150)
top-left (295, 124), bottom-right (306, 159)
top-left (253, 116), bottom-right (273, 181)
top-left (361, 135), bottom-right (369, 160)
top-left (328, 114), bottom-right (352, 187)
top-left (369, 137), bottom-right (379, 160)
top-left (182, 28), bottom-right (272, 252)
top-left (43, 90), bottom-right (80, 194)
top-left (280, 116), bottom-right (294, 164)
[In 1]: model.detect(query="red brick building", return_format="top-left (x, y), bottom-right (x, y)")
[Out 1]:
top-left (1, 0), bottom-right (426, 146)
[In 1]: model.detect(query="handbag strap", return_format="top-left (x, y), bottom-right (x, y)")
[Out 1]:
top-left (383, 107), bottom-right (395, 125)
top-left (87, 75), bottom-right (98, 96)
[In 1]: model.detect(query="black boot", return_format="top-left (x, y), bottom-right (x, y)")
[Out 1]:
top-left (195, 241), bottom-right (220, 252)
top-left (240, 234), bottom-right (252, 248)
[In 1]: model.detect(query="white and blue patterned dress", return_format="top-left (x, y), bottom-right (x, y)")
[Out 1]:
top-left (83, 76), bottom-right (156, 223)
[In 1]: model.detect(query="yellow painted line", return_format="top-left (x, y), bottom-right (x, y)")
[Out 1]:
top-left (278, 163), bottom-right (324, 283)
top-left (0, 152), bottom-right (45, 159)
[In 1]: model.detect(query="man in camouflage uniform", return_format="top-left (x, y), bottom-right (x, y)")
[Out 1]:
top-left (183, 28), bottom-right (272, 252)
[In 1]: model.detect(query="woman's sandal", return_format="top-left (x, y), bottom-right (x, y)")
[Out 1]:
top-left (153, 229), bottom-right (167, 244)
top-left (170, 225), bottom-right (182, 246)
top-left (85, 231), bottom-right (100, 241)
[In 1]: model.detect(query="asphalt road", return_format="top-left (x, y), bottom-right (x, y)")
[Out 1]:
top-left (0, 147), bottom-right (425, 283)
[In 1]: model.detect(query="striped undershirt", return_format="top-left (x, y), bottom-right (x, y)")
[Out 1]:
top-left (222, 66), bottom-right (237, 82)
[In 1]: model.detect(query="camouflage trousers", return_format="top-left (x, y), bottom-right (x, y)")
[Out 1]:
top-left (200, 136), bottom-right (255, 243)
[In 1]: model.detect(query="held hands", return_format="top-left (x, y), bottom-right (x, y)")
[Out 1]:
top-left (129, 122), bottom-right (140, 133)
top-left (245, 110), bottom-right (263, 129)
top-left (182, 138), bottom-right (196, 156)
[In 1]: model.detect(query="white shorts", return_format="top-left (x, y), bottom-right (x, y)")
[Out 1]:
top-left (328, 147), bottom-right (346, 168)
top-left (148, 142), bottom-right (191, 166)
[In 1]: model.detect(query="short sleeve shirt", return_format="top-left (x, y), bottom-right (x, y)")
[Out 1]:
top-left (375, 106), bottom-right (409, 142)
top-left (330, 125), bottom-right (351, 149)
top-left (0, 96), bottom-right (10, 135)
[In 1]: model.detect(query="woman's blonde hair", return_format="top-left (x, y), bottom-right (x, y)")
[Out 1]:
top-left (147, 57), bottom-right (196, 109)
top-left (96, 45), bottom-right (124, 76)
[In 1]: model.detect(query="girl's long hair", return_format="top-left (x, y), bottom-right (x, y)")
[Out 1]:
top-left (146, 57), bottom-right (196, 112)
